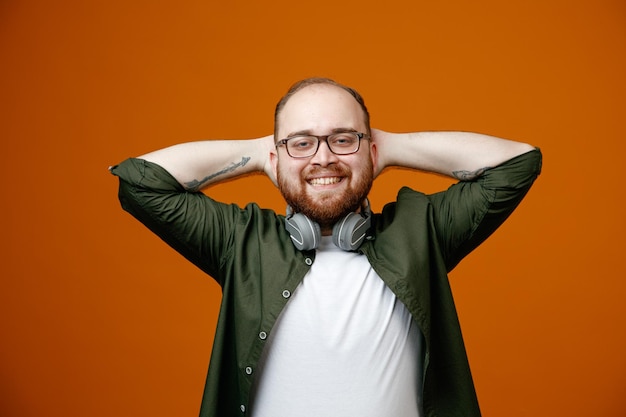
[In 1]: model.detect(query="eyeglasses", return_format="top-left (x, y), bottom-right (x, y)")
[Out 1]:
top-left (276, 132), bottom-right (370, 158)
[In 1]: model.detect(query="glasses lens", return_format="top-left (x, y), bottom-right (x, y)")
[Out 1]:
top-left (328, 133), bottom-right (359, 154)
top-left (287, 136), bottom-right (318, 157)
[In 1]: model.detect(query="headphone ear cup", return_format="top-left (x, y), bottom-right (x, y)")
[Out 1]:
top-left (332, 211), bottom-right (372, 251)
top-left (285, 212), bottom-right (321, 251)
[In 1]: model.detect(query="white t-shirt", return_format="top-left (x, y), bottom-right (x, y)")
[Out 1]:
top-left (249, 236), bottom-right (423, 417)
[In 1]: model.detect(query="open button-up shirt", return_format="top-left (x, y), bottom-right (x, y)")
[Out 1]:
top-left (112, 149), bottom-right (542, 417)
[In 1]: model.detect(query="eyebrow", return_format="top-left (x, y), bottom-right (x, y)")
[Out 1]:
top-left (285, 127), bottom-right (358, 138)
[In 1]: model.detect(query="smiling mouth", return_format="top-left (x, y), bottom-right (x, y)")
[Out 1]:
top-left (308, 177), bottom-right (343, 186)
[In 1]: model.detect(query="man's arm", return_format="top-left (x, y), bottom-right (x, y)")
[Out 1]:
top-left (110, 135), bottom-right (277, 280)
top-left (370, 129), bottom-right (540, 270)
top-left (137, 135), bottom-right (276, 191)
top-left (372, 129), bottom-right (535, 179)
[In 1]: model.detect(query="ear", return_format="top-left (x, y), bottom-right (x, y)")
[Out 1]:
top-left (269, 148), bottom-right (279, 185)
top-left (369, 140), bottom-right (380, 178)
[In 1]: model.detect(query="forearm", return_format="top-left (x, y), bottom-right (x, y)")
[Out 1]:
top-left (138, 135), bottom-right (275, 191)
top-left (376, 130), bottom-right (535, 180)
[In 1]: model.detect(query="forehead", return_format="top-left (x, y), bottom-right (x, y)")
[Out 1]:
top-left (277, 84), bottom-right (367, 137)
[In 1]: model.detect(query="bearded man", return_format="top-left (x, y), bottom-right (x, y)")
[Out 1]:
top-left (111, 77), bottom-right (541, 417)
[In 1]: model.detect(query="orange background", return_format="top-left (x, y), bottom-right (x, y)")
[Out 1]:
top-left (1, 1), bottom-right (625, 416)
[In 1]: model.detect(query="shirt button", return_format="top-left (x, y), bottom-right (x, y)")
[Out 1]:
top-left (240, 404), bottom-right (246, 413)
top-left (259, 331), bottom-right (267, 340)
top-left (282, 289), bottom-right (291, 298)
top-left (305, 257), bottom-right (313, 265)
top-left (245, 366), bottom-right (253, 375)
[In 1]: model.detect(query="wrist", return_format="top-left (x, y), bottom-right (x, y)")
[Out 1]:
top-left (254, 135), bottom-right (277, 185)
top-left (376, 131), bottom-right (411, 169)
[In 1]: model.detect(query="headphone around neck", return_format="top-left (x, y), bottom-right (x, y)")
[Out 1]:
top-left (284, 199), bottom-right (372, 251)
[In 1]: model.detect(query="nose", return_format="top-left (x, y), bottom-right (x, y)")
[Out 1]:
top-left (310, 139), bottom-right (339, 166)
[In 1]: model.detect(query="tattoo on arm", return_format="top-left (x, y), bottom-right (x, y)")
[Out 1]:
top-left (184, 156), bottom-right (251, 191)
top-left (452, 166), bottom-right (490, 181)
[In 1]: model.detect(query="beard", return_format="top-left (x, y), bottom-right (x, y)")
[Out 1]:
top-left (277, 159), bottom-right (374, 229)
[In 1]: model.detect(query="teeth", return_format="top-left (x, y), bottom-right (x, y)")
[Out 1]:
top-left (309, 177), bottom-right (341, 186)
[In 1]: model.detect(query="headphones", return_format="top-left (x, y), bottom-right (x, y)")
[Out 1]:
top-left (284, 199), bottom-right (372, 251)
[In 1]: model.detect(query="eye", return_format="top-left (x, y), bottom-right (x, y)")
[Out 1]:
top-left (289, 136), bottom-right (316, 150)
top-left (329, 133), bottom-right (357, 147)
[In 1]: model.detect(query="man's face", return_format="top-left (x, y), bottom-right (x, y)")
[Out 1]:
top-left (271, 84), bottom-right (377, 229)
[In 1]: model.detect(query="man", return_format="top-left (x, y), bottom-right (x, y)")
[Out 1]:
top-left (111, 77), bottom-right (542, 417)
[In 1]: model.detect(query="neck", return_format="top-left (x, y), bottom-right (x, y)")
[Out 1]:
top-left (321, 226), bottom-right (333, 236)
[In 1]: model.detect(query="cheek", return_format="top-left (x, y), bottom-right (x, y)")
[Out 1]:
top-left (277, 161), bottom-right (306, 187)
top-left (278, 158), bottom-right (307, 176)
top-left (348, 154), bottom-right (373, 174)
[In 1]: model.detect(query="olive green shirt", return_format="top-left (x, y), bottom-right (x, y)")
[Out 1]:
top-left (111, 149), bottom-right (542, 417)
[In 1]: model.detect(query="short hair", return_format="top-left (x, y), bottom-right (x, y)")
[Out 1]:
top-left (274, 77), bottom-right (371, 139)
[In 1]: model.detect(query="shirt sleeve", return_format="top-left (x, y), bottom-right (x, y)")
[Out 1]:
top-left (428, 148), bottom-right (542, 271)
top-left (110, 158), bottom-right (240, 283)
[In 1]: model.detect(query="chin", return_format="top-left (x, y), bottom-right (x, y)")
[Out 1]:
top-left (279, 168), bottom-right (373, 226)
top-left (296, 191), bottom-right (363, 226)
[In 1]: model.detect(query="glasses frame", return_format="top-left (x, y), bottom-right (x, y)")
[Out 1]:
top-left (276, 132), bottom-right (370, 159)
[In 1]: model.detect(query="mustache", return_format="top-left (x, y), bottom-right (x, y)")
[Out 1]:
top-left (304, 166), bottom-right (349, 178)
